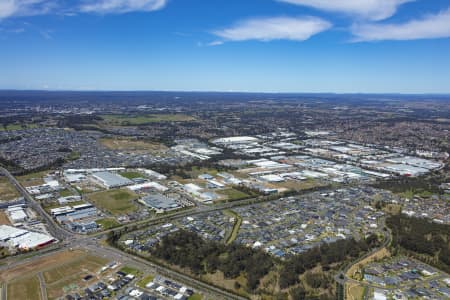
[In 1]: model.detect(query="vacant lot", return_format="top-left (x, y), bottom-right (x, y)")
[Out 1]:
top-left (7, 275), bottom-right (41, 300)
top-left (0, 211), bottom-right (11, 225)
top-left (100, 137), bottom-right (168, 155)
top-left (96, 217), bottom-right (120, 230)
top-left (218, 188), bottom-right (250, 201)
top-left (0, 250), bottom-right (88, 282)
top-left (88, 189), bottom-right (138, 215)
top-left (17, 170), bottom-right (50, 187)
top-left (276, 179), bottom-right (325, 191)
top-left (100, 114), bottom-right (195, 126)
top-left (43, 255), bottom-right (107, 284)
top-left (0, 123), bottom-right (38, 131)
top-left (2, 250), bottom-right (109, 300)
top-left (0, 177), bottom-right (19, 201)
top-left (346, 282), bottom-right (366, 300)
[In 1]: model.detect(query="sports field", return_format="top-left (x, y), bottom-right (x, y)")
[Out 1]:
top-left (88, 189), bottom-right (138, 215)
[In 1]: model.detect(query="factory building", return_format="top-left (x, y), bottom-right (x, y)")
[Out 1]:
top-left (0, 225), bottom-right (55, 250)
top-left (91, 171), bottom-right (133, 189)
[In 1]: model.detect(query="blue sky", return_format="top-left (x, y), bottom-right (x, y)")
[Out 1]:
top-left (1, 0), bottom-right (450, 93)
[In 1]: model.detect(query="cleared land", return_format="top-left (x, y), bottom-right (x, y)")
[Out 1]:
top-left (17, 170), bottom-right (49, 187)
top-left (119, 171), bottom-right (144, 179)
top-left (136, 275), bottom-right (155, 289)
top-left (0, 211), bottom-right (11, 225)
top-left (218, 188), bottom-right (250, 201)
top-left (119, 266), bottom-right (140, 276)
top-left (100, 114), bottom-right (195, 126)
top-left (96, 217), bottom-right (120, 230)
top-left (1, 250), bottom-right (109, 300)
top-left (7, 275), bottom-right (41, 300)
top-left (0, 123), bottom-right (38, 131)
top-left (346, 282), bottom-right (366, 300)
top-left (276, 179), bottom-right (325, 191)
top-left (100, 137), bottom-right (168, 155)
top-left (59, 189), bottom-right (74, 197)
top-left (88, 189), bottom-right (138, 215)
top-left (0, 177), bottom-right (19, 201)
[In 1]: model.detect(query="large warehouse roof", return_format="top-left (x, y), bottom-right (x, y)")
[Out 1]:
top-left (92, 171), bottom-right (133, 188)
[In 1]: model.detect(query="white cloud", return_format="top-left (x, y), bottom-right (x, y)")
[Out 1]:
top-left (80, 0), bottom-right (167, 14)
top-left (0, 0), bottom-right (54, 19)
top-left (278, 0), bottom-right (413, 21)
top-left (212, 16), bottom-right (331, 43)
top-left (352, 8), bottom-right (450, 41)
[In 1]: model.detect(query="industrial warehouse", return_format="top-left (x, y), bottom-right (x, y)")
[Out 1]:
top-left (0, 225), bottom-right (55, 251)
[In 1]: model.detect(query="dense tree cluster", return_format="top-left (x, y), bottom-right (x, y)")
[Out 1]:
top-left (279, 235), bottom-right (379, 289)
top-left (151, 230), bottom-right (273, 291)
top-left (373, 175), bottom-right (442, 195)
top-left (387, 214), bottom-right (450, 273)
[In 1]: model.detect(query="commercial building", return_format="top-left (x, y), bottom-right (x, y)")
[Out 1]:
top-left (0, 225), bottom-right (55, 250)
top-left (91, 171), bottom-right (133, 189)
top-left (139, 193), bottom-right (181, 213)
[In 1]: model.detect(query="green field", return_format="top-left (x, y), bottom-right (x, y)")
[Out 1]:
top-left (0, 123), bottom-right (38, 131)
top-left (187, 167), bottom-right (219, 178)
top-left (136, 275), bottom-right (155, 288)
top-left (7, 275), bottom-right (41, 300)
top-left (43, 255), bottom-right (107, 285)
top-left (88, 189), bottom-right (138, 215)
top-left (59, 189), bottom-right (74, 197)
top-left (218, 188), bottom-right (250, 201)
top-left (119, 171), bottom-right (143, 179)
top-left (95, 218), bottom-right (120, 230)
top-left (188, 294), bottom-right (203, 300)
top-left (224, 210), bottom-right (242, 244)
top-left (119, 266), bottom-right (140, 276)
top-left (0, 177), bottom-right (19, 201)
top-left (16, 170), bottom-right (50, 187)
top-left (100, 114), bottom-right (195, 125)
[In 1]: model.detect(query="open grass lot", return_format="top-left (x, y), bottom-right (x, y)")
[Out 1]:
top-left (136, 275), bottom-right (155, 288)
top-left (0, 250), bottom-right (90, 282)
top-left (119, 171), bottom-right (144, 179)
top-left (218, 188), bottom-right (250, 201)
top-left (224, 210), bottom-right (242, 245)
top-left (59, 189), bottom-right (74, 197)
top-left (119, 266), bottom-right (141, 276)
top-left (276, 179), bottom-right (325, 191)
top-left (43, 254), bottom-right (108, 284)
top-left (88, 189), bottom-right (138, 215)
top-left (188, 294), bottom-right (203, 300)
top-left (100, 137), bottom-right (168, 155)
top-left (0, 123), bottom-right (38, 131)
top-left (95, 217), bottom-right (120, 230)
top-left (99, 114), bottom-right (195, 125)
top-left (346, 282), bottom-right (366, 300)
top-left (0, 211), bottom-right (11, 225)
top-left (16, 170), bottom-right (50, 187)
top-left (1, 249), bottom-right (109, 300)
top-left (7, 275), bottom-right (41, 300)
top-left (186, 167), bottom-right (219, 178)
top-left (0, 177), bottom-right (19, 201)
